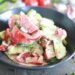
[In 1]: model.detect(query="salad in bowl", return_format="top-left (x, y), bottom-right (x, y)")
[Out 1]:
top-left (0, 9), bottom-right (67, 66)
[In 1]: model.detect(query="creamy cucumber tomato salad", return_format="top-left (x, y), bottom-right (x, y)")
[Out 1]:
top-left (0, 9), bottom-right (67, 66)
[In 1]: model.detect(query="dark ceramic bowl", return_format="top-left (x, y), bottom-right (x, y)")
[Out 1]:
top-left (0, 6), bottom-right (75, 70)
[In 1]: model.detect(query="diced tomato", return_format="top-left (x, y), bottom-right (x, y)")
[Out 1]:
top-left (24, 30), bottom-right (43, 40)
top-left (44, 41), bottom-right (55, 60)
top-left (37, 0), bottom-right (50, 7)
top-left (16, 52), bottom-right (45, 65)
top-left (20, 13), bottom-right (39, 33)
top-left (22, 53), bottom-right (32, 60)
top-left (23, 0), bottom-right (38, 6)
top-left (16, 52), bottom-right (32, 63)
top-left (25, 54), bottom-right (44, 65)
top-left (0, 45), bottom-right (7, 52)
top-left (4, 28), bottom-right (10, 43)
top-left (11, 26), bottom-right (30, 44)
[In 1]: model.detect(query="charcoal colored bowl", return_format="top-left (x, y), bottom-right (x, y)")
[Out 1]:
top-left (0, 6), bottom-right (75, 70)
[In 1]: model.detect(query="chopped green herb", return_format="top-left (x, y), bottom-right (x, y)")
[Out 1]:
top-left (49, 57), bottom-right (59, 64)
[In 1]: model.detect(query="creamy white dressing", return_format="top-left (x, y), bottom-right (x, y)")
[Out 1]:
top-left (20, 27), bottom-right (28, 33)
top-left (2, 41), bottom-right (9, 46)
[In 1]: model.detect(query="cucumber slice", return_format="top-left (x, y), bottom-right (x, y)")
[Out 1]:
top-left (0, 31), bottom-right (5, 39)
top-left (7, 45), bottom-right (29, 54)
top-left (53, 38), bottom-right (67, 59)
top-left (27, 9), bottom-right (42, 20)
